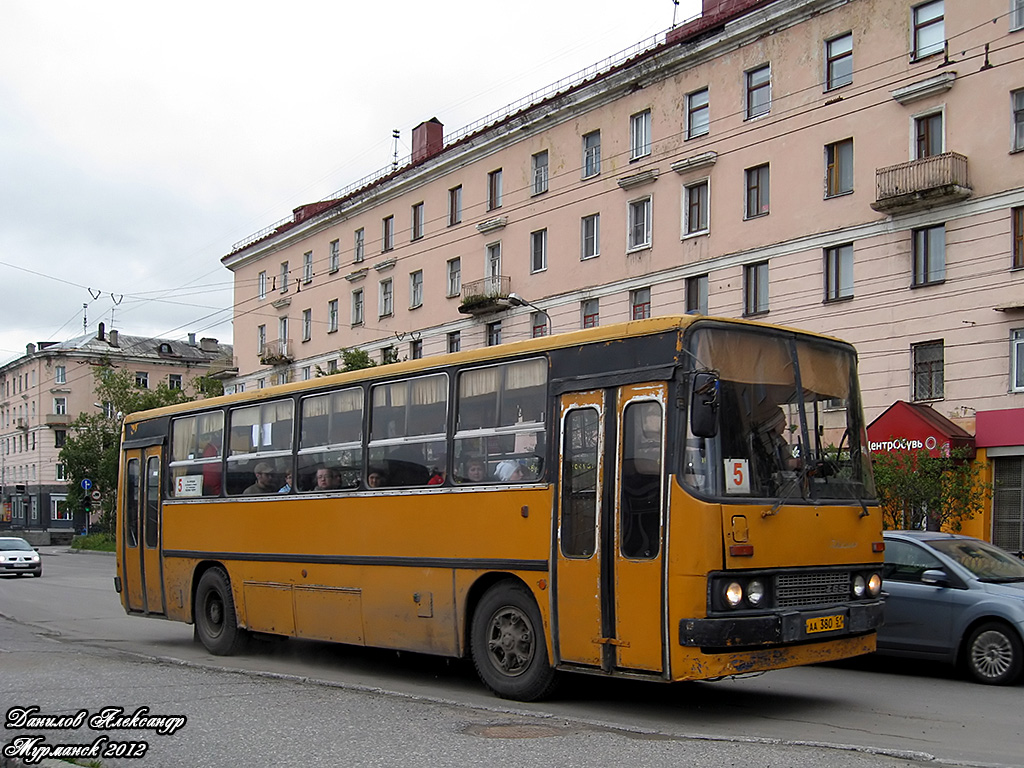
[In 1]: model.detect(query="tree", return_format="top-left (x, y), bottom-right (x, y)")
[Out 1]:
top-left (58, 366), bottom-right (196, 532)
top-left (316, 348), bottom-right (378, 377)
top-left (873, 447), bottom-right (990, 532)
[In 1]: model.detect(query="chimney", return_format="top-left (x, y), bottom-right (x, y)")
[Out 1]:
top-left (188, 333), bottom-right (197, 346)
top-left (200, 338), bottom-right (218, 353)
top-left (97, 322), bottom-right (105, 341)
top-left (109, 329), bottom-right (119, 347)
top-left (411, 118), bottom-right (444, 164)
top-left (26, 343), bottom-right (36, 355)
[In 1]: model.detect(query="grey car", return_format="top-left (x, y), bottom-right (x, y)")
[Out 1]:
top-left (0, 536), bottom-right (42, 577)
top-left (878, 531), bottom-right (1024, 685)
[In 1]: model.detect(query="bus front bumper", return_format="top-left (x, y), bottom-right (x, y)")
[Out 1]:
top-left (679, 600), bottom-right (883, 649)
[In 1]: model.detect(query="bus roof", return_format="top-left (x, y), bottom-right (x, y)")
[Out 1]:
top-left (123, 314), bottom-right (849, 424)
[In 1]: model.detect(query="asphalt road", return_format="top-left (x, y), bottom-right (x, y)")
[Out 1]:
top-left (1, 547), bottom-right (1022, 767)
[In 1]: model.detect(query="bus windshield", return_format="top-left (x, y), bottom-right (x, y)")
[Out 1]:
top-left (681, 325), bottom-right (876, 503)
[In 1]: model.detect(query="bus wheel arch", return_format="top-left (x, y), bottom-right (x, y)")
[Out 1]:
top-left (469, 577), bottom-right (558, 701)
top-left (193, 564), bottom-right (247, 656)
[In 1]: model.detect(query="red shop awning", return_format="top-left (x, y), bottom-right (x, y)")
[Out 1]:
top-left (867, 401), bottom-right (975, 458)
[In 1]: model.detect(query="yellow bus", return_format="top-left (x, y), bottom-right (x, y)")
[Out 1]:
top-left (115, 315), bottom-right (884, 700)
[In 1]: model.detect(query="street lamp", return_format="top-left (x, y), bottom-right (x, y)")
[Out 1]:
top-left (506, 293), bottom-right (553, 336)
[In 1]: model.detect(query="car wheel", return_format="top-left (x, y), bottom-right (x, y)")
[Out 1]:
top-left (964, 622), bottom-right (1023, 685)
top-left (32, 571), bottom-right (41, 578)
top-left (470, 580), bottom-right (558, 701)
top-left (194, 568), bottom-right (247, 656)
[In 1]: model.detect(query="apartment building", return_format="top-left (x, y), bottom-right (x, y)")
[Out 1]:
top-left (221, 0), bottom-right (1024, 547)
top-left (0, 324), bottom-right (232, 533)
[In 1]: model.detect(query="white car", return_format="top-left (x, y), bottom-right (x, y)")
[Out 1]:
top-left (0, 537), bottom-right (42, 577)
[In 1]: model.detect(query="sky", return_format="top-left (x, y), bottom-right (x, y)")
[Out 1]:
top-left (0, 0), bottom-right (702, 366)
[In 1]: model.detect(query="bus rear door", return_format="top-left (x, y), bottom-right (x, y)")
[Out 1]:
top-left (555, 384), bottom-right (666, 674)
top-left (120, 447), bottom-right (166, 615)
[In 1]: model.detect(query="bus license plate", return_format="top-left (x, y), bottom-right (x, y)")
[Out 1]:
top-left (806, 614), bottom-right (844, 634)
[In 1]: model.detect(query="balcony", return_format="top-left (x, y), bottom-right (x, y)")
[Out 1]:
top-left (871, 152), bottom-right (971, 215)
top-left (259, 339), bottom-right (293, 366)
top-left (459, 276), bottom-right (512, 316)
top-left (15, 417), bottom-right (28, 431)
top-left (45, 413), bottom-right (71, 427)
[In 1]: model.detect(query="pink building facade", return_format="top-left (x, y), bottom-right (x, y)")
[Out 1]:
top-left (222, 0), bottom-right (1024, 548)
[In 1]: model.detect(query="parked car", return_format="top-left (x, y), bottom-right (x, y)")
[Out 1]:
top-left (878, 531), bottom-right (1024, 685)
top-left (0, 536), bottom-right (42, 577)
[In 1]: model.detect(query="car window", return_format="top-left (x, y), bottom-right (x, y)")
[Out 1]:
top-left (929, 539), bottom-right (1024, 582)
top-left (883, 539), bottom-right (944, 583)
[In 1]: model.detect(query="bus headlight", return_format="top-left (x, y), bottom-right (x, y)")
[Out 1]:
top-left (725, 582), bottom-right (744, 607)
top-left (747, 579), bottom-right (765, 606)
top-left (852, 574), bottom-right (866, 598)
top-left (867, 572), bottom-right (882, 597)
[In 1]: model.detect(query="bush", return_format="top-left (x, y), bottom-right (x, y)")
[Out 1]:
top-left (71, 532), bottom-right (116, 552)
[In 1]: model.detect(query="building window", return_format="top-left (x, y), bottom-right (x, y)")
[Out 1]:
top-left (447, 331), bottom-right (461, 353)
top-left (825, 139), bottom-right (854, 197)
top-left (530, 229), bottom-right (547, 273)
top-left (531, 312), bottom-right (548, 338)
top-left (409, 270), bottom-right (423, 308)
top-left (382, 346), bottom-right (398, 365)
top-left (257, 324), bottom-right (266, 354)
top-left (447, 258), bottom-right (461, 297)
top-left (55, 463), bottom-right (66, 481)
top-left (915, 112), bottom-right (943, 158)
top-left (582, 131), bottom-right (601, 177)
top-left (687, 88), bottom-right (709, 139)
top-left (329, 240), bottom-right (340, 272)
top-left (326, 360), bottom-right (338, 374)
top-left (1013, 89), bottom-right (1024, 152)
top-left (581, 213), bottom-right (600, 260)
top-left (354, 228), bottom-right (365, 263)
top-left (631, 288), bottom-right (651, 320)
top-left (1013, 0), bottom-right (1024, 30)
top-left (532, 150), bottom-right (548, 195)
top-left (54, 429), bottom-right (66, 449)
top-left (581, 299), bottom-right (600, 328)
top-left (1012, 329), bottom-right (1024, 392)
top-left (1013, 207), bottom-right (1024, 269)
top-left (54, 365), bottom-right (66, 385)
top-left (912, 225), bottom-right (946, 286)
top-left (302, 366), bottom-right (311, 381)
top-left (826, 33), bottom-right (853, 90)
top-left (686, 274), bottom-right (709, 315)
top-left (382, 215), bottom-right (394, 252)
top-left (258, 271), bottom-right (267, 300)
top-left (327, 301), bottom-right (339, 333)
top-left (684, 180), bottom-right (709, 235)
top-left (912, 340), bottom-right (944, 400)
top-left (379, 279), bottom-right (393, 317)
top-left (487, 169), bottom-right (503, 211)
top-left (744, 261), bottom-right (769, 316)
top-left (411, 202), bottom-right (424, 241)
top-left (302, 308), bottom-right (312, 341)
top-left (448, 185), bottom-right (462, 226)
top-left (280, 261), bottom-right (289, 293)
top-left (627, 197), bottom-right (652, 250)
top-left (824, 243), bottom-right (855, 301)
top-left (486, 242), bottom-right (502, 282)
top-left (410, 339), bottom-right (423, 360)
top-left (746, 64), bottom-right (771, 119)
top-left (745, 164), bottom-right (770, 218)
top-left (53, 396), bottom-right (67, 416)
top-left (486, 321), bottom-right (502, 347)
top-left (278, 317), bottom-right (289, 351)
top-left (351, 289), bottom-right (364, 326)
top-left (912, 0), bottom-right (944, 60)
top-left (303, 251), bottom-right (313, 283)
top-left (168, 374), bottom-right (182, 390)
top-left (630, 110), bottom-right (651, 160)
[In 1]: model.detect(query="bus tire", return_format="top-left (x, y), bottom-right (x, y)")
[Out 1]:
top-left (194, 568), bottom-right (246, 656)
top-left (470, 580), bottom-right (558, 701)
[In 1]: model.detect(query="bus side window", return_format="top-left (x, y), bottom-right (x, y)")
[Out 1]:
top-left (368, 375), bottom-right (447, 487)
top-left (620, 401), bottom-right (663, 559)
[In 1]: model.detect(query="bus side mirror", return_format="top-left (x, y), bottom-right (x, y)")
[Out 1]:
top-left (690, 372), bottom-right (719, 438)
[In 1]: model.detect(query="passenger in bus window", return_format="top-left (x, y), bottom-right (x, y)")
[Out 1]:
top-left (315, 465), bottom-right (343, 491)
top-left (427, 455), bottom-right (447, 485)
top-left (243, 462), bottom-right (279, 494)
top-left (277, 471), bottom-right (293, 494)
top-left (201, 438), bottom-right (222, 496)
top-left (461, 458), bottom-right (487, 483)
top-left (367, 468), bottom-right (388, 488)
top-left (495, 459), bottom-right (527, 483)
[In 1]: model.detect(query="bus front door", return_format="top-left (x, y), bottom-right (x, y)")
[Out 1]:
top-left (121, 448), bottom-right (166, 615)
top-left (556, 385), bottom-right (666, 674)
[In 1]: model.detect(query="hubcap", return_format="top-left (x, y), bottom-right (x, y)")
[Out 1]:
top-left (486, 607), bottom-right (534, 677)
top-left (971, 630), bottom-right (1013, 679)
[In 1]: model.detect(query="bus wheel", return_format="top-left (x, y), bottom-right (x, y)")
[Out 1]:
top-left (194, 568), bottom-right (246, 656)
top-left (471, 580), bottom-right (558, 701)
